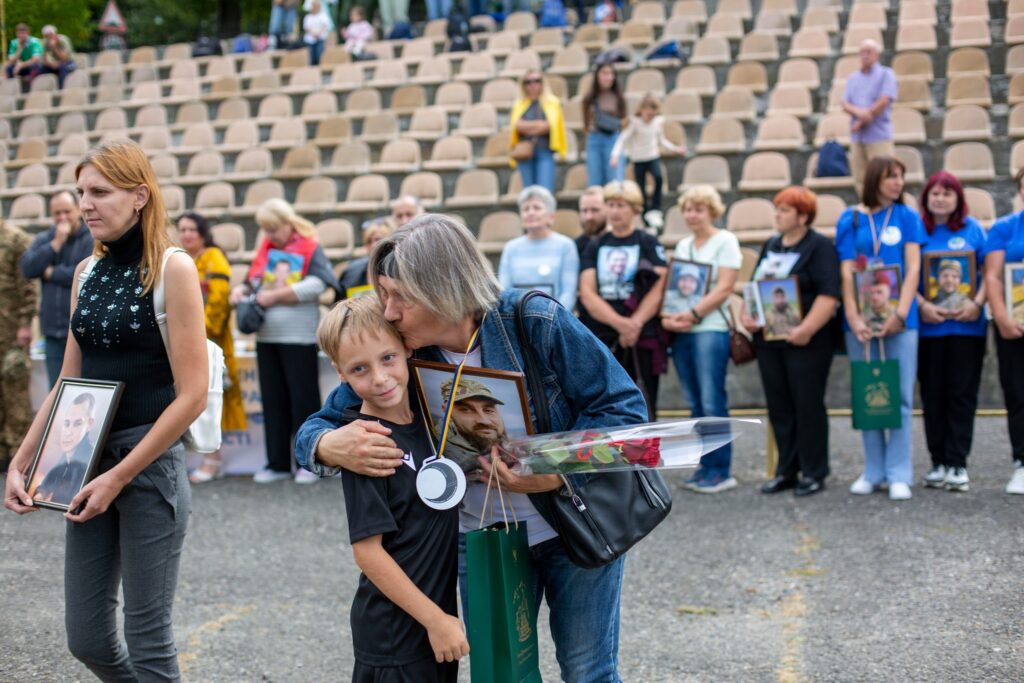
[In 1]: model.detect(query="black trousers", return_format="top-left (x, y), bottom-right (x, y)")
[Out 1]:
top-left (756, 342), bottom-right (833, 481)
top-left (917, 334), bottom-right (986, 469)
top-left (633, 159), bottom-right (663, 217)
top-left (256, 342), bottom-right (321, 472)
top-left (995, 331), bottom-right (1024, 465)
top-left (609, 342), bottom-right (660, 420)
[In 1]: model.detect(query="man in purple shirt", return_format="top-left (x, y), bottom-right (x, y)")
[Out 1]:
top-left (842, 39), bottom-right (899, 194)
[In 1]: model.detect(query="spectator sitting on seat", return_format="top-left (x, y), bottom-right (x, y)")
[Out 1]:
top-left (39, 25), bottom-right (75, 88)
top-left (340, 220), bottom-right (393, 298)
top-left (5, 23), bottom-right (43, 89)
top-left (576, 185), bottom-right (608, 258)
top-left (19, 191), bottom-right (94, 389)
top-left (342, 6), bottom-right (374, 56)
top-left (390, 195), bottom-right (424, 229)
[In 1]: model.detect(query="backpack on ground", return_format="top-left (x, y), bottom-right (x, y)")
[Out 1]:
top-left (816, 139), bottom-right (850, 177)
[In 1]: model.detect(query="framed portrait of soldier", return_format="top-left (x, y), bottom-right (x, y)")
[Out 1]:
top-left (25, 379), bottom-right (124, 512)
top-left (410, 361), bottom-right (533, 474)
top-left (855, 266), bottom-right (902, 334)
top-left (1005, 264), bottom-right (1024, 326)
top-left (661, 258), bottom-right (711, 317)
top-left (923, 251), bottom-right (975, 313)
top-left (757, 277), bottom-right (803, 342)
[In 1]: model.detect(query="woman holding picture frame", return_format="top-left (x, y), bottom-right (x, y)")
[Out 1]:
top-left (4, 140), bottom-right (209, 680)
top-left (741, 186), bottom-right (841, 497)
top-left (295, 215), bottom-right (655, 682)
top-left (915, 171), bottom-right (988, 493)
top-left (663, 185), bottom-right (742, 493)
top-left (836, 156), bottom-right (926, 501)
top-left (984, 167), bottom-right (1024, 495)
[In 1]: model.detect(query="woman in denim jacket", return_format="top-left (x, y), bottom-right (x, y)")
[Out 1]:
top-left (296, 215), bottom-right (648, 682)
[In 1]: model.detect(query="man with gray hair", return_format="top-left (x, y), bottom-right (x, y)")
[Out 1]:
top-left (39, 24), bottom-right (76, 88)
top-left (389, 195), bottom-right (423, 229)
top-left (842, 39), bottom-right (898, 192)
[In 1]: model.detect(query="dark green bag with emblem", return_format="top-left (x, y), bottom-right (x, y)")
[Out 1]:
top-left (466, 479), bottom-right (542, 683)
top-left (850, 341), bottom-right (902, 430)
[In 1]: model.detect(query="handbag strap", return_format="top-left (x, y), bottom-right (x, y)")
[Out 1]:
top-left (515, 290), bottom-right (555, 434)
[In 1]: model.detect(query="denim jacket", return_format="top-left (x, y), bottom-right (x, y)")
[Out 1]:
top-left (294, 290), bottom-right (648, 518)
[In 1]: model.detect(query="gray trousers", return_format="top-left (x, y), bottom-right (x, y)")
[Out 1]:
top-left (64, 424), bottom-right (190, 682)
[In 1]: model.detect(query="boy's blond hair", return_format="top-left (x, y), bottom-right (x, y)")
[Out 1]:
top-left (635, 93), bottom-right (660, 116)
top-left (317, 295), bottom-right (403, 366)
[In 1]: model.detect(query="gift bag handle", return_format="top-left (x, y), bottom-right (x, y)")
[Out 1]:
top-left (864, 338), bottom-right (886, 363)
top-left (478, 453), bottom-right (520, 532)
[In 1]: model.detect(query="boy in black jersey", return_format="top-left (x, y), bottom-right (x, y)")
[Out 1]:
top-left (316, 296), bottom-right (468, 682)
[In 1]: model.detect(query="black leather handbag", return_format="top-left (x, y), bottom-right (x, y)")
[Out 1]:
top-left (515, 291), bottom-right (673, 569)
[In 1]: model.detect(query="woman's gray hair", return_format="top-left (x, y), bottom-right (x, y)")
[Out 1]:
top-left (369, 214), bottom-right (502, 324)
top-left (517, 185), bottom-right (557, 214)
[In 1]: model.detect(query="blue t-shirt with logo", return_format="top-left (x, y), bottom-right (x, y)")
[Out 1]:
top-left (835, 203), bottom-right (927, 330)
top-left (987, 210), bottom-right (1024, 263)
top-left (919, 217), bottom-right (987, 338)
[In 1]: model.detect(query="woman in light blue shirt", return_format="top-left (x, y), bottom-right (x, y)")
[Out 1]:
top-left (498, 185), bottom-right (579, 311)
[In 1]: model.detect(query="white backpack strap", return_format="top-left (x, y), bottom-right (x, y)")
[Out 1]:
top-left (153, 247), bottom-right (187, 352)
top-left (77, 256), bottom-right (98, 293)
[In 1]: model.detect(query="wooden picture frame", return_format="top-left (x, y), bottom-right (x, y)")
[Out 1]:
top-left (923, 251), bottom-right (976, 313)
top-left (855, 265), bottom-right (902, 334)
top-left (661, 257), bottom-right (712, 317)
top-left (757, 276), bottom-right (803, 342)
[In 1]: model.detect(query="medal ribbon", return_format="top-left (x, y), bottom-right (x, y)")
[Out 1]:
top-left (423, 315), bottom-right (486, 460)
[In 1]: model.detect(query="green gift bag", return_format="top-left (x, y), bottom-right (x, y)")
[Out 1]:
top-left (851, 341), bottom-right (902, 431)
top-left (465, 470), bottom-right (542, 683)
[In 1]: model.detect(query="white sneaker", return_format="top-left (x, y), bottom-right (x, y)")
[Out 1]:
top-left (849, 476), bottom-right (875, 495)
top-left (923, 465), bottom-right (947, 488)
top-left (889, 482), bottom-right (912, 500)
top-left (644, 209), bottom-right (664, 230)
top-left (1006, 463), bottom-right (1024, 495)
top-left (253, 468), bottom-right (291, 484)
top-left (294, 468), bottom-right (319, 485)
top-left (944, 467), bottom-right (969, 492)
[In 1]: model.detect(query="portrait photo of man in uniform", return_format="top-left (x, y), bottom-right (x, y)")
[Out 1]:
top-left (30, 392), bottom-right (97, 508)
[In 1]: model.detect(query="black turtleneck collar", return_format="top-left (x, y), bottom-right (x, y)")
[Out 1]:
top-left (103, 222), bottom-right (144, 265)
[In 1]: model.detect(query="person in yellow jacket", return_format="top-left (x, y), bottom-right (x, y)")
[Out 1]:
top-left (509, 69), bottom-right (567, 193)
top-left (175, 212), bottom-right (247, 482)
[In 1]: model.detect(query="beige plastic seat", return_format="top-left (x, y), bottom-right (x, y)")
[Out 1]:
top-left (752, 115), bottom-right (804, 151)
top-left (226, 148), bottom-right (273, 182)
top-left (675, 65), bottom-right (717, 97)
top-left (205, 224), bottom-right (245, 260)
top-left (446, 170), bottom-right (500, 209)
top-left (549, 45), bottom-right (588, 78)
top-left (94, 50), bottom-right (123, 68)
top-left (161, 186), bottom-right (186, 217)
top-left (964, 187), bottom-right (996, 228)
top-left (457, 53), bottom-right (497, 83)
top-left (1011, 0), bottom-right (1024, 18)
top-left (139, 128), bottom-right (171, 152)
top-left (725, 62), bottom-right (768, 94)
top-left (6, 193), bottom-right (46, 227)
top-left (396, 172), bottom-right (444, 209)
top-left (626, 68), bottom-right (667, 98)
top-left (1010, 74), bottom-right (1024, 105)
top-left (505, 11), bottom-right (537, 35)
top-left (360, 112), bottom-right (399, 144)
top-left (1010, 105), bottom-right (1024, 138)
top-left (941, 105), bottom-right (991, 142)
top-left (737, 152), bottom-right (791, 192)
top-left (478, 131), bottom-right (511, 168)
top-left (174, 101), bottom-right (209, 131)
top-left (950, 18), bottom-right (991, 48)
top-left (400, 37), bottom-right (435, 63)
top-left (841, 27), bottom-right (883, 56)
top-left (726, 198), bottom-right (776, 242)
top-left (321, 45), bottom-right (351, 68)
top-left (737, 33), bottom-right (779, 62)
top-left (311, 220), bottom-right (353, 262)
top-left (215, 97), bottom-right (251, 125)
top-left (449, 104), bottom-right (495, 139)
top-left (150, 154), bottom-right (179, 181)
top-left (236, 180), bottom-right (285, 217)
top-left (266, 119), bottom-right (307, 150)
top-left (220, 119), bottom-right (259, 151)
top-left (180, 151), bottom-right (225, 184)
top-left (952, 0), bottom-right (989, 23)
top-left (892, 107), bottom-right (927, 144)
top-left (946, 75), bottom-right (992, 108)
top-left (777, 59), bottom-right (820, 90)
top-left (128, 63), bottom-right (158, 86)
top-left (711, 87), bottom-right (757, 121)
top-left (942, 142), bottom-right (994, 182)
top-left (132, 104), bottom-right (168, 131)
top-left (553, 210), bottom-right (582, 239)
top-left (325, 141), bottom-right (371, 175)
top-left (753, 11), bottom-right (792, 37)
top-left (283, 66), bottom-right (322, 94)
top-left (947, 48), bottom-right (990, 79)
top-left (249, 71), bottom-right (283, 95)
top-left (671, 0), bottom-right (708, 23)
top-left (484, 30), bottom-right (521, 56)
top-left (803, 152), bottom-right (854, 190)
top-left (803, 6), bottom-right (840, 33)
top-left (205, 74), bottom-right (240, 100)
top-left (632, 0), bottom-right (667, 25)
top-left (689, 36), bottom-right (731, 66)
top-left (529, 28), bottom-right (566, 55)
top-left (570, 24), bottom-right (609, 50)
top-left (294, 176), bottom-right (339, 214)
top-left (422, 135), bottom-right (473, 171)
top-left (500, 50), bottom-right (541, 79)
top-left (434, 81), bottom-right (472, 113)
top-left (412, 56), bottom-right (451, 85)
top-left (8, 138), bottom-right (46, 169)
top-left (371, 139), bottom-right (422, 174)
top-left (812, 113), bottom-right (851, 147)
top-left (766, 85), bottom-right (813, 118)
top-left (368, 60), bottom-right (406, 88)
top-left (696, 118), bottom-right (746, 154)
top-left (1012, 141), bottom-right (1024, 176)
top-left (663, 90), bottom-right (702, 125)
top-left (329, 64), bottom-right (365, 92)
top-left (424, 18), bottom-right (449, 43)
top-left (301, 91), bottom-right (338, 120)
top-left (896, 79), bottom-right (933, 111)
top-left (338, 174), bottom-right (390, 212)
top-left (813, 194), bottom-right (846, 237)
top-left (832, 55), bottom-right (862, 85)
top-left (343, 88), bottom-right (382, 119)
top-left (477, 211), bottom-right (524, 255)
top-left (618, 21), bottom-right (654, 47)
top-left (193, 182), bottom-right (234, 216)
top-left (273, 144), bottom-right (321, 180)
top-left (400, 106), bottom-right (444, 142)
top-left (788, 28), bottom-right (832, 58)
top-left (706, 13), bottom-right (744, 39)
top-left (892, 51), bottom-right (934, 83)
top-left (848, 3), bottom-right (886, 28)
top-left (661, 17), bottom-right (700, 45)
top-left (314, 116), bottom-right (352, 146)
top-left (55, 133), bottom-right (89, 162)
top-left (240, 53), bottom-right (272, 76)
top-left (21, 91), bottom-right (51, 113)
top-left (10, 163), bottom-right (49, 192)
top-left (499, 173), bottom-right (522, 207)
top-left (895, 145), bottom-right (926, 185)
top-left (95, 107), bottom-right (128, 134)
top-left (679, 155), bottom-right (731, 192)
top-left (717, 0), bottom-right (752, 19)
top-left (363, 42), bottom-right (395, 62)
top-left (480, 79), bottom-right (519, 112)
top-left (555, 164), bottom-right (588, 202)
top-left (658, 207), bottom-right (691, 248)
top-left (177, 123), bottom-right (216, 154)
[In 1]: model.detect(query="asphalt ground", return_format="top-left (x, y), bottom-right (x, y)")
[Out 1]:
top-left (2, 416), bottom-right (1022, 683)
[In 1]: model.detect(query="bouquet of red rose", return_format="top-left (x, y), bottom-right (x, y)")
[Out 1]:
top-left (500, 418), bottom-right (761, 475)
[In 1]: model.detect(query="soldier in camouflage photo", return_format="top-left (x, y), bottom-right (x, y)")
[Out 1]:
top-left (0, 219), bottom-right (38, 471)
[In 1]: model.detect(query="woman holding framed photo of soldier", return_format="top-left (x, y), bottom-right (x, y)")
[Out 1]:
top-left (915, 172), bottom-right (988, 493)
top-left (836, 156), bottom-right (925, 501)
top-left (742, 187), bottom-right (840, 497)
top-left (984, 167), bottom-right (1024, 495)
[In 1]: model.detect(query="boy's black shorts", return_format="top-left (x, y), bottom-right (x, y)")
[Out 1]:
top-left (352, 658), bottom-right (457, 683)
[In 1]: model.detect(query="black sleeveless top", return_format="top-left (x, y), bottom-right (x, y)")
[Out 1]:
top-left (71, 224), bottom-right (175, 431)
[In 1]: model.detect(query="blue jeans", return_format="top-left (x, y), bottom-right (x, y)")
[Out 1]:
top-left (671, 331), bottom-right (732, 477)
top-left (269, 4), bottom-right (298, 42)
top-left (518, 146), bottom-right (557, 192)
top-left (45, 336), bottom-right (66, 389)
top-left (307, 40), bottom-right (325, 65)
top-left (503, 0), bottom-right (531, 14)
top-left (845, 330), bottom-right (918, 486)
top-left (458, 534), bottom-right (625, 683)
top-left (426, 0), bottom-right (452, 20)
top-left (468, 0), bottom-right (486, 14)
top-left (41, 61), bottom-right (76, 88)
top-left (586, 131), bottom-right (623, 187)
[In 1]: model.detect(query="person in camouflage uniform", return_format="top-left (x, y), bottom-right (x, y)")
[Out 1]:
top-left (0, 220), bottom-right (38, 470)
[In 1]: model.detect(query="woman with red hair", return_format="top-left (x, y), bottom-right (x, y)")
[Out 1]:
top-left (742, 186), bottom-right (841, 496)
top-left (917, 171), bottom-right (988, 492)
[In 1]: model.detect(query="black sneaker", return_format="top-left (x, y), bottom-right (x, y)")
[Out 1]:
top-left (794, 478), bottom-right (826, 497)
top-left (760, 476), bottom-right (798, 494)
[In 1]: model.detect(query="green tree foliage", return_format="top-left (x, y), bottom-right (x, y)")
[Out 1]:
top-left (4, 0), bottom-right (103, 46)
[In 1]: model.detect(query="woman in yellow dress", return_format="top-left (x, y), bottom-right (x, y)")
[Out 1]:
top-left (176, 212), bottom-right (246, 482)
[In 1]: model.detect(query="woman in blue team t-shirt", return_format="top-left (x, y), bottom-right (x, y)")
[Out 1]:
top-left (915, 172), bottom-right (988, 494)
top-left (984, 167), bottom-right (1024, 495)
top-left (835, 156), bottom-right (925, 501)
